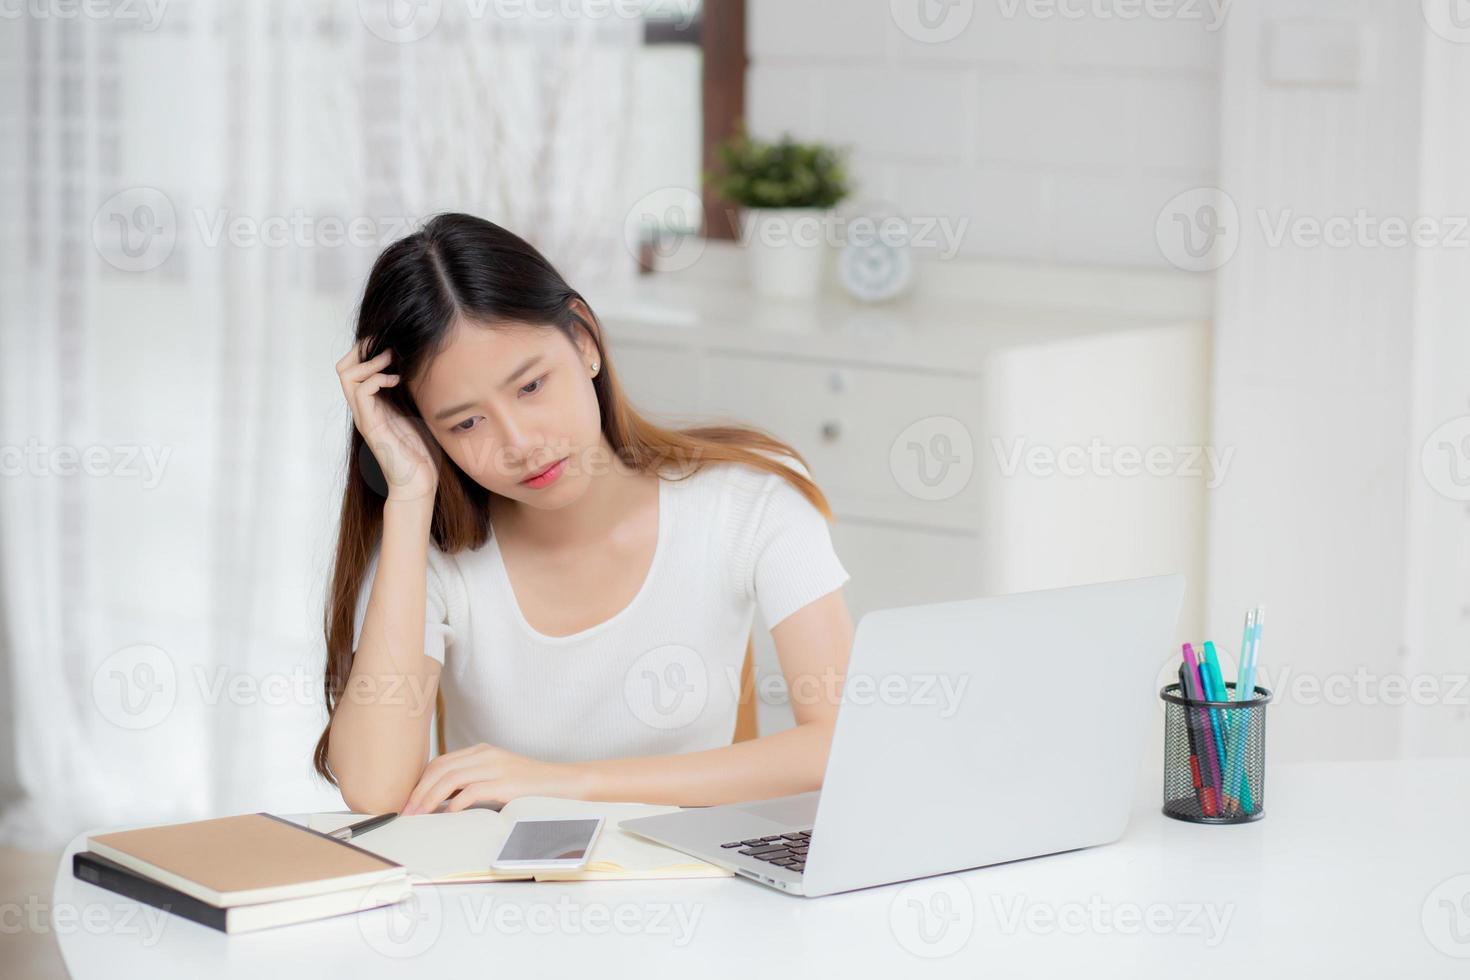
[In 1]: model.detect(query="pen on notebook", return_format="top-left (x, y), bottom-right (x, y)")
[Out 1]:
top-left (328, 812), bottom-right (398, 841)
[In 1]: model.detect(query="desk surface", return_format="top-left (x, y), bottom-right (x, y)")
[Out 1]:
top-left (51, 759), bottom-right (1470, 979)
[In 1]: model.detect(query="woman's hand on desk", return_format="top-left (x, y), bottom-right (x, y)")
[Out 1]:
top-left (401, 743), bottom-right (590, 814)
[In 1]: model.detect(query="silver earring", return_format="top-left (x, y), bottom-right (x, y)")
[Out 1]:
top-left (590, 361), bottom-right (599, 375)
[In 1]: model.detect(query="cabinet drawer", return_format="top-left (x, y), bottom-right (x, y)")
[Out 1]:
top-left (604, 339), bottom-right (702, 422)
top-left (701, 352), bottom-right (984, 530)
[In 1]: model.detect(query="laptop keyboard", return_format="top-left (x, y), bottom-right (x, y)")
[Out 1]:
top-left (719, 830), bottom-right (812, 873)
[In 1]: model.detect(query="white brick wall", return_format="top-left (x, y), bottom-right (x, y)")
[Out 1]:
top-left (745, 0), bottom-right (1223, 268)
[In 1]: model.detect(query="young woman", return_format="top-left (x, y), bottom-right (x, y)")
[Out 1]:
top-left (316, 213), bottom-right (854, 816)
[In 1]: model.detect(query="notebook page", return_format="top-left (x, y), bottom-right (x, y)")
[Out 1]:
top-left (306, 810), bottom-right (525, 882)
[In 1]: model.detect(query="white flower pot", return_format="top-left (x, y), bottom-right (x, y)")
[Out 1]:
top-left (739, 207), bottom-right (831, 300)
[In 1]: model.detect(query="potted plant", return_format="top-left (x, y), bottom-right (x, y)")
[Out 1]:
top-left (708, 125), bottom-right (852, 299)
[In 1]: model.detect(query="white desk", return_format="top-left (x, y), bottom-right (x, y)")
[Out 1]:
top-left (51, 760), bottom-right (1470, 978)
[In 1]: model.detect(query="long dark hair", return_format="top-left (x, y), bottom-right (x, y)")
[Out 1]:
top-left (314, 212), bottom-right (833, 785)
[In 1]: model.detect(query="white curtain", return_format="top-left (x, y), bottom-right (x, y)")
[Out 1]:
top-left (0, 0), bottom-right (639, 850)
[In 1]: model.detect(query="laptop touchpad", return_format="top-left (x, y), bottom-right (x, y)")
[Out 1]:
top-left (733, 792), bottom-right (820, 826)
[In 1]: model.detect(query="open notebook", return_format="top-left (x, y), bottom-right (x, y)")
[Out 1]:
top-left (307, 797), bottom-right (733, 884)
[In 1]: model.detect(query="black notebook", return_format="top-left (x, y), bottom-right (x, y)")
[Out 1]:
top-left (72, 851), bottom-right (411, 934)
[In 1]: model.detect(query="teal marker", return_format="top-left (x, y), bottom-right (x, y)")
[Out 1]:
top-left (1203, 640), bottom-right (1256, 815)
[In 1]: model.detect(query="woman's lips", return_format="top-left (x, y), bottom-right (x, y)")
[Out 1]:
top-left (520, 457), bottom-right (568, 488)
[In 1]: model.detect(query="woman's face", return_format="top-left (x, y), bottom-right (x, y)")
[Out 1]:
top-left (409, 313), bottom-right (605, 509)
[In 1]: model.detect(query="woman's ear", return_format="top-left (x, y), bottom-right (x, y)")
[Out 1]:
top-left (569, 299), bottom-right (602, 372)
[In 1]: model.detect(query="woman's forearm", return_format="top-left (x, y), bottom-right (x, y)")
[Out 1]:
top-left (328, 496), bottom-right (440, 812)
top-left (575, 719), bottom-right (836, 807)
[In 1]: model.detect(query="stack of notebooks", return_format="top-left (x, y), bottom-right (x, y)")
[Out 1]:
top-left (72, 797), bottom-right (730, 934)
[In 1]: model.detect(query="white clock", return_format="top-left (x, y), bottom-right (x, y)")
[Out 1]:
top-left (838, 231), bottom-right (914, 303)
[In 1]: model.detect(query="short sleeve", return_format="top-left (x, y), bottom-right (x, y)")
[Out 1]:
top-left (349, 544), bottom-right (457, 665)
top-left (740, 459), bottom-right (851, 629)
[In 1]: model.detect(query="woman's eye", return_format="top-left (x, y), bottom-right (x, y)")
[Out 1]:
top-left (453, 417), bottom-right (478, 433)
top-left (520, 374), bottom-right (547, 396)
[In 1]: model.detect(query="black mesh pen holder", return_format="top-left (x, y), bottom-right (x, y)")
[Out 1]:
top-left (1160, 682), bottom-right (1272, 824)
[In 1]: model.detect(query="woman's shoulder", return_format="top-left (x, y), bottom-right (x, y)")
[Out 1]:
top-left (667, 451), bottom-right (811, 499)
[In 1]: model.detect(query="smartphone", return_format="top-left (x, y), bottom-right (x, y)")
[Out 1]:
top-left (491, 817), bottom-right (605, 871)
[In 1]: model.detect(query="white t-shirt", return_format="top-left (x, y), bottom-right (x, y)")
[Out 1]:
top-left (348, 457), bottom-right (851, 762)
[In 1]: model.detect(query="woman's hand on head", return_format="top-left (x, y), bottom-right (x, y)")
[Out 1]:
top-left (336, 340), bottom-right (438, 503)
top-left (400, 743), bottom-right (592, 814)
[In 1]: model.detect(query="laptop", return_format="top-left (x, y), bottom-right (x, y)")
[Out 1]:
top-left (620, 573), bottom-right (1185, 897)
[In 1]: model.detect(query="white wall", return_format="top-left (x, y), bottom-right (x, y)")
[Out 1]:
top-left (746, 1), bottom-right (1468, 766)
top-left (745, 0), bottom-right (1222, 267)
top-left (1404, 23), bottom-right (1470, 758)
top-left (1208, 0), bottom-right (1454, 763)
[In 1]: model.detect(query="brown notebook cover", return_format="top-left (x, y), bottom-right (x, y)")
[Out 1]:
top-left (88, 812), bottom-right (405, 908)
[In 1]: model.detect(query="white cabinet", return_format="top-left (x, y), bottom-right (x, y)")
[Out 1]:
top-left (593, 260), bottom-right (1209, 734)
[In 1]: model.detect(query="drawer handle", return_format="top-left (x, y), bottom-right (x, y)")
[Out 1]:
top-left (820, 420), bottom-right (842, 442)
